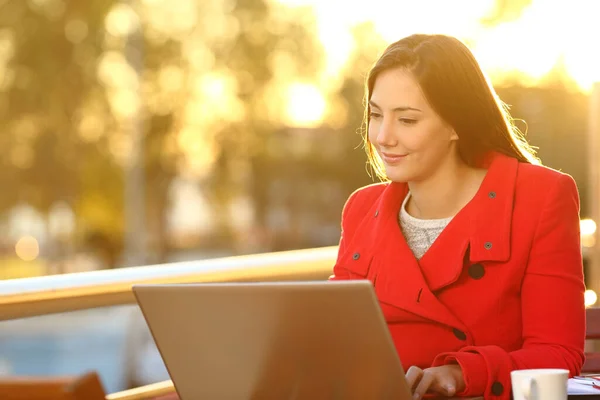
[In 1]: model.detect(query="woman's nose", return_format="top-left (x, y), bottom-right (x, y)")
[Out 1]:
top-left (376, 120), bottom-right (398, 148)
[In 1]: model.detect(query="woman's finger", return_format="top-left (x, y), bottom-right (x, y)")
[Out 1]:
top-left (429, 374), bottom-right (457, 397)
top-left (405, 366), bottom-right (424, 391)
top-left (412, 369), bottom-right (435, 400)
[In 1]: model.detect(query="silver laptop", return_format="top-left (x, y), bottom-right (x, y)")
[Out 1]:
top-left (132, 280), bottom-right (412, 399)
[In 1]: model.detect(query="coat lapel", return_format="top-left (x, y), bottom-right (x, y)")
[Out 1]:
top-left (371, 182), bottom-right (468, 330)
top-left (467, 154), bottom-right (517, 264)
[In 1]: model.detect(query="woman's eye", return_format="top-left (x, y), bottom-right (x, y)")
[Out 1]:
top-left (399, 118), bottom-right (417, 125)
top-left (369, 112), bottom-right (382, 119)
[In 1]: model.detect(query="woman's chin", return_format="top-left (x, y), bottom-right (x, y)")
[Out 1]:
top-left (384, 167), bottom-right (412, 183)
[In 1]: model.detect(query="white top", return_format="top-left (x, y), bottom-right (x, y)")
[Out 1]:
top-left (399, 193), bottom-right (453, 260)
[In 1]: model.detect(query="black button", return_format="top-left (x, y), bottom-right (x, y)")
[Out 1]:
top-left (488, 191), bottom-right (496, 199)
top-left (468, 263), bottom-right (485, 279)
top-left (452, 328), bottom-right (467, 341)
top-left (374, 210), bottom-right (379, 217)
top-left (484, 242), bottom-right (492, 250)
top-left (491, 381), bottom-right (504, 395)
top-left (352, 253), bottom-right (360, 260)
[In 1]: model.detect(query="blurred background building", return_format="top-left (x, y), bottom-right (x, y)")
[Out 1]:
top-left (1, 0), bottom-right (600, 393)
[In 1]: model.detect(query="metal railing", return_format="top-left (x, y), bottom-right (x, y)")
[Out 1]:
top-left (0, 246), bottom-right (338, 399)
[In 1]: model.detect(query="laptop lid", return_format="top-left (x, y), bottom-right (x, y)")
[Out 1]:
top-left (133, 280), bottom-right (412, 399)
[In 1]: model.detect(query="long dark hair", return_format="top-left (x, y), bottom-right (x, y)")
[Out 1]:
top-left (365, 34), bottom-right (539, 180)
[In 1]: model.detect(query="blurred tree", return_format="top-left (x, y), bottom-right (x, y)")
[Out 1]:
top-left (0, 0), bottom-right (329, 262)
top-left (496, 85), bottom-right (589, 215)
top-left (238, 22), bottom-right (388, 251)
top-left (330, 22), bottom-right (387, 194)
top-left (144, 113), bottom-right (177, 262)
top-left (0, 0), bottom-right (125, 264)
top-left (197, 0), bottom-right (325, 249)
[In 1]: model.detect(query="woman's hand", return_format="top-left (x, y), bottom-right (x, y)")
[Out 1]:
top-left (405, 364), bottom-right (465, 399)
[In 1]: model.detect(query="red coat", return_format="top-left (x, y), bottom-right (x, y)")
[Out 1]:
top-left (331, 153), bottom-right (585, 399)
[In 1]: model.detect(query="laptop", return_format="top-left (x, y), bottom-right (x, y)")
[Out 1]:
top-left (132, 280), bottom-right (412, 399)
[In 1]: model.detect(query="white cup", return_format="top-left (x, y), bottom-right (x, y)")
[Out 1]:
top-left (510, 369), bottom-right (568, 400)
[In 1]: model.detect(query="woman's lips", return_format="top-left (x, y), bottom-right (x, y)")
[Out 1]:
top-left (381, 152), bottom-right (408, 165)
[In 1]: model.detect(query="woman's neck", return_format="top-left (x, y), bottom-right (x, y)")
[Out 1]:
top-left (406, 159), bottom-right (485, 220)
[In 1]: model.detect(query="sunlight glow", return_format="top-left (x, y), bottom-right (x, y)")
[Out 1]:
top-left (97, 51), bottom-right (139, 90)
top-left (105, 4), bottom-right (140, 37)
top-left (277, 0), bottom-right (600, 93)
top-left (177, 127), bottom-right (218, 177)
top-left (109, 89), bottom-right (140, 119)
top-left (140, 0), bottom-right (198, 40)
top-left (285, 82), bottom-right (327, 128)
top-left (585, 289), bottom-right (598, 308)
top-left (581, 219), bottom-right (597, 236)
top-left (0, 29), bottom-right (15, 62)
top-left (470, 0), bottom-right (600, 91)
top-left (195, 74), bottom-right (231, 100)
top-left (561, 0), bottom-right (600, 91)
top-left (15, 236), bottom-right (40, 262)
top-left (581, 219), bottom-right (597, 248)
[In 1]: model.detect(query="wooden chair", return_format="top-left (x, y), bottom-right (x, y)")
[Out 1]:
top-left (0, 371), bottom-right (106, 400)
top-left (583, 307), bottom-right (600, 373)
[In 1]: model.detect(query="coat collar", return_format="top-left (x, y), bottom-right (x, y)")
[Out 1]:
top-left (368, 152), bottom-right (519, 326)
top-left (376, 152), bottom-right (518, 262)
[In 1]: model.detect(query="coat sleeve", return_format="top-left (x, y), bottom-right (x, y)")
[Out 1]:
top-left (432, 174), bottom-right (586, 399)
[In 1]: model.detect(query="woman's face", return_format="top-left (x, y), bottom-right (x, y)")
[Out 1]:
top-left (368, 68), bottom-right (459, 183)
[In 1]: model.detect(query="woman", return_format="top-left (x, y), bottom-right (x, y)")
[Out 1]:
top-left (330, 34), bottom-right (585, 399)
